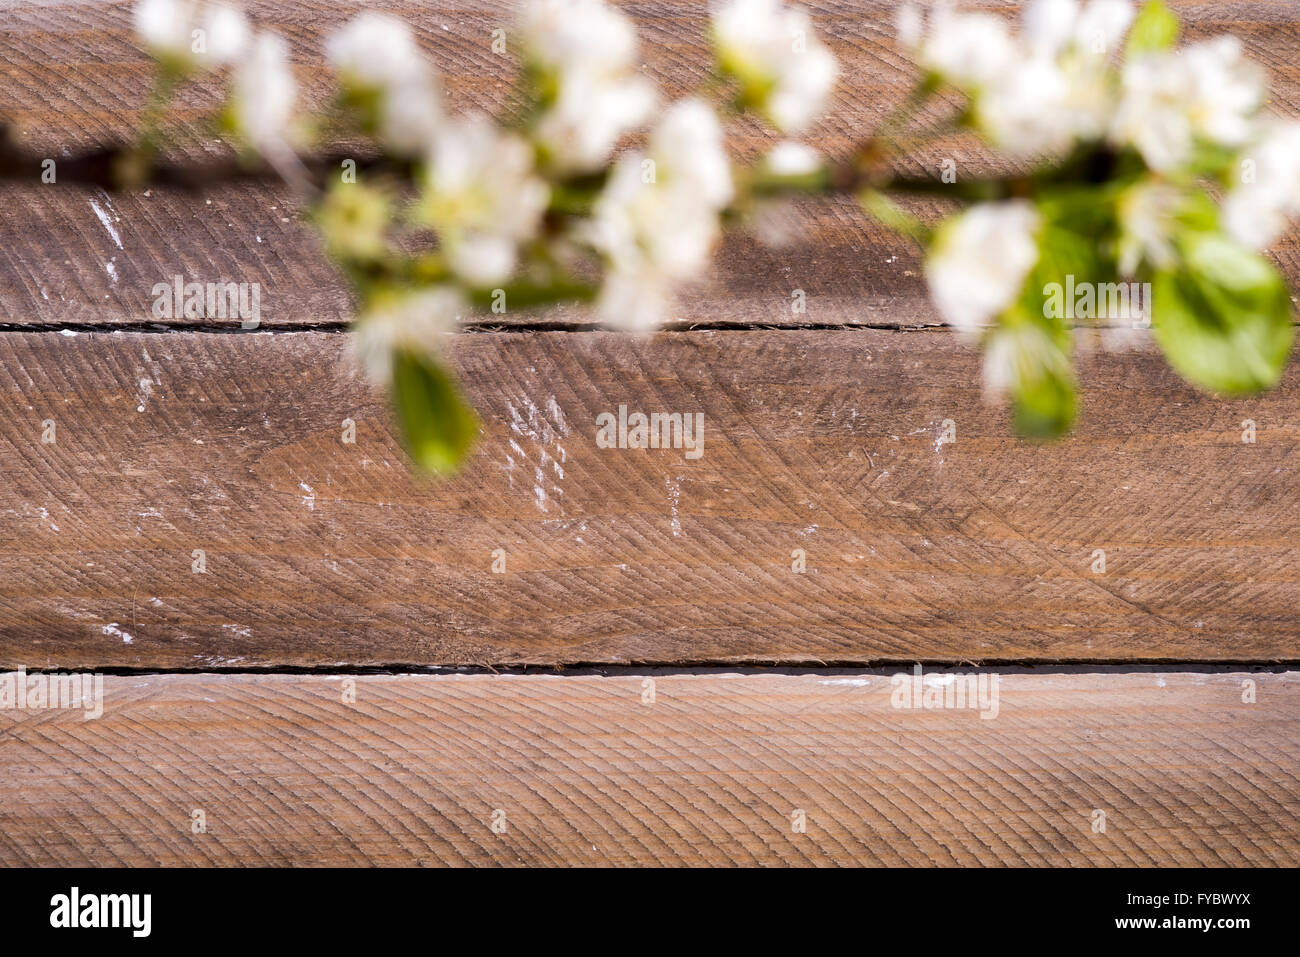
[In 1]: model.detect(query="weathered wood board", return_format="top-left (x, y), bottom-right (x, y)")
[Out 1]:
top-left (1, 328), bottom-right (1298, 669)
top-left (0, 0), bottom-right (1298, 874)
top-left (2, 672), bottom-right (1295, 867)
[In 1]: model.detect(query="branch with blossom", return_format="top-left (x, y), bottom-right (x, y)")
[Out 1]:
top-left (13, 0), bottom-right (1299, 470)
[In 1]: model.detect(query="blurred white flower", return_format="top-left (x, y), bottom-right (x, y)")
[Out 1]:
top-left (911, 0), bottom-right (1132, 155)
top-left (520, 0), bottom-right (656, 173)
top-left (976, 55), bottom-right (1076, 155)
top-left (1222, 119), bottom-right (1300, 250)
top-left (1112, 36), bottom-right (1265, 172)
top-left (586, 99), bottom-right (734, 331)
top-left (895, 2), bottom-right (924, 49)
top-left (231, 32), bottom-right (296, 153)
top-left (420, 114), bottom-right (550, 287)
top-left (201, 4), bottom-right (249, 63)
top-left (1073, 0), bottom-right (1134, 57)
top-left (1021, 0), bottom-right (1078, 56)
top-left (134, 0), bottom-right (197, 58)
top-left (352, 287), bottom-right (466, 383)
top-left (913, 3), bottom-right (1017, 89)
top-left (327, 12), bottom-right (424, 90)
top-left (712, 0), bottom-right (838, 133)
top-left (134, 0), bottom-right (247, 67)
top-left (327, 12), bottom-right (442, 155)
top-left (764, 141), bottom-right (822, 177)
top-left (521, 0), bottom-right (639, 75)
top-left (982, 323), bottom-right (1065, 401)
top-left (650, 99), bottom-right (735, 208)
top-left (533, 67), bottom-right (657, 173)
top-left (1117, 180), bottom-right (1182, 275)
top-left (519, 0), bottom-right (655, 171)
top-left (380, 76), bottom-right (444, 156)
top-left (926, 200), bottom-right (1040, 332)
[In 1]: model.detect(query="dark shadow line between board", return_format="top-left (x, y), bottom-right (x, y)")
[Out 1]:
top-left (0, 320), bottom-right (951, 335)
top-left (9, 660), bottom-right (1299, 677)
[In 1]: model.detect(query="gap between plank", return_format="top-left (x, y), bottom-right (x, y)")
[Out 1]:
top-left (16, 661), bottom-right (1300, 677)
top-left (0, 320), bottom-right (948, 335)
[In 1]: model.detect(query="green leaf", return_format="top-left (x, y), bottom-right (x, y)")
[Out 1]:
top-left (390, 349), bottom-right (480, 474)
top-left (1126, 0), bottom-right (1179, 59)
top-left (1013, 357), bottom-right (1078, 439)
top-left (986, 324), bottom-right (1079, 439)
top-left (1152, 234), bottom-right (1294, 394)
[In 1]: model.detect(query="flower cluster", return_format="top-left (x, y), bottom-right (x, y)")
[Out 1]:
top-left (125, 0), bottom-right (1299, 471)
top-left (130, 0), bottom-right (838, 470)
top-left (906, 0), bottom-right (1299, 433)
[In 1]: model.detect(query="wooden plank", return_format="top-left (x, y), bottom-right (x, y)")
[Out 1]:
top-left (2, 327), bottom-right (1298, 669)
top-left (1, 671), bottom-right (1295, 866)
top-left (0, 0), bottom-right (1298, 329)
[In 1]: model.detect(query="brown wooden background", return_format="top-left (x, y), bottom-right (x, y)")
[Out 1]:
top-left (1, 0), bottom-right (1297, 867)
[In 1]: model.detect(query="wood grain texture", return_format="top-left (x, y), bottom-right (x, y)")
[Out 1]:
top-left (2, 327), bottom-right (1298, 669)
top-left (0, 1), bottom-right (1298, 329)
top-left (2, 671), bottom-right (1295, 866)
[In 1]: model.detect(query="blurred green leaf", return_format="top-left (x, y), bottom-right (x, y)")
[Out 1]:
top-left (993, 324), bottom-right (1079, 438)
top-left (390, 349), bottom-right (480, 474)
top-left (1012, 354), bottom-right (1078, 439)
top-left (1018, 190), bottom-right (1119, 342)
top-left (1126, 0), bottom-right (1179, 59)
top-left (1152, 234), bottom-right (1294, 394)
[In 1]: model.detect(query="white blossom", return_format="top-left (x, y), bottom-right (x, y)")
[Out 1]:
top-left (586, 99), bottom-right (734, 331)
top-left (1073, 0), bottom-right (1134, 57)
top-left (231, 32), bottom-right (295, 153)
top-left (521, 0), bottom-right (657, 172)
top-left (649, 99), bottom-right (735, 208)
top-left (1222, 119), bottom-right (1300, 250)
top-left (1117, 180), bottom-right (1182, 275)
top-left (327, 12), bottom-right (442, 155)
top-left (134, 0), bottom-right (196, 58)
top-left (764, 141), bottom-right (822, 177)
top-left (926, 200), bottom-right (1040, 332)
top-left (420, 114), bottom-right (550, 287)
top-left (1111, 36), bottom-right (1265, 172)
top-left (379, 76), bottom-right (444, 156)
top-left (201, 4), bottom-right (249, 64)
top-left (327, 12), bottom-right (424, 90)
top-left (521, 0), bottom-right (639, 75)
top-left (352, 287), bottom-right (466, 383)
top-left (911, 0), bottom-right (1133, 156)
top-left (975, 55), bottom-right (1076, 155)
top-left (712, 0), bottom-right (838, 134)
top-left (134, 0), bottom-right (247, 67)
top-left (532, 66), bottom-right (656, 173)
top-left (895, 2), bottom-right (924, 49)
top-left (913, 3), bottom-right (1017, 89)
top-left (1021, 0), bottom-right (1079, 57)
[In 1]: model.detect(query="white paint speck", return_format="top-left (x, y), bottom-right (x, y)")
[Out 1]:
top-left (88, 196), bottom-right (123, 249)
top-left (666, 475), bottom-right (682, 537)
top-left (103, 623), bottom-right (133, 644)
top-left (299, 482), bottom-right (315, 511)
